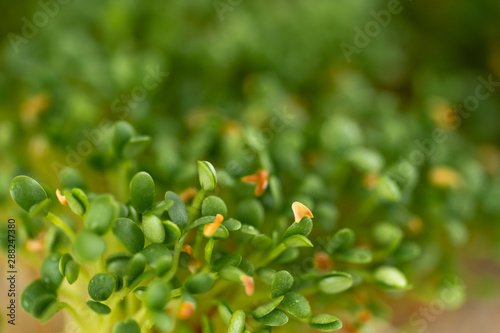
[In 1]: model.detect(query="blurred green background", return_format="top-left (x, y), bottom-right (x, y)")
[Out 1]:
top-left (1, 0), bottom-right (500, 332)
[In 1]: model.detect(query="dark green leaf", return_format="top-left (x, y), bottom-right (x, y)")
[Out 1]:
top-left (112, 218), bottom-right (145, 254)
top-left (130, 171), bottom-right (155, 214)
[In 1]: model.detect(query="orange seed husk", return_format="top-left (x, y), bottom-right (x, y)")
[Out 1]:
top-left (292, 201), bottom-right (313, 222)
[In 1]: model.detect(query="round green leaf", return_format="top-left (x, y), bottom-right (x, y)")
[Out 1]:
top-left (41, 253), bottom-right (63, 288)
top-left (372, 222), bottom-right (403, 249)
top-left (309, 314), bottom-right (342, 331)
top-left (374, 266), bottom-right (408, 289)
top-left (87, 300), bottom-right (111, 315)
top-left (88, 273), bottom-right (116, 301)
top-left (130, 171), bottom-right (155, 214)
top-left (197, 161), bottom-right (217, 192)
top-left (201, 196), bottom-right (228, 217)
top-left (281, 292), bottom-right (311, 319)
top-left (165, 191), bottom-right (188, 229)
top-left (254, 309), bottom-right (288, 326)
top-left (74, 230), bottom-right (106, 262)
top-left (212, 254), bottom-right (242, 272)
top-left (64, 188), bottom-right (89, 216)
top-left (282, 217), bottom-right (313, 240)
top-left (235, 199), bottom-right (264, 228)
top-left (185, 273), bottom-right (215, 294)
top-left (112, 218), bottom-right (145, 254)
top-left (64, 260), bottom-right (79, 285)
top-left (253, 296), bottom-right (284, 318)
top-left (271, 270), bottom-right (294, 298)
top-left (32, 294), bottom-right (58, 322)
top-left (153, 312), bottom-right (174, 332)
top-left (125, 253), bottom-right (146, 286)
top-left (228, 309), bottom-right (246, 333)
top-left (113, 319), bottom-right (141, 333)
top-left (21, 279), bottom-right (56, 314)
top-left (283, 234), bottom-right (313, 248)
top-left (84, 194), bottom-right (119, 235)
top-left (318, 272), bottom-right (353, 294)
top-left (142, 215), bottom-right (165, 243)
top-left (10, 176), bottom-right (48, 213)
top-left (334, 248), bottom-right (372, 264)
top-left (222, 218), bottom-right (242, 231)
top-left (29, 198), bottom-right (52, 217)
top-left (162, 220), bottom-right (181, 245)
top-left (145, 280), bottom-right (170, 311)
top-left (141, 243), bottom-right (172, 268)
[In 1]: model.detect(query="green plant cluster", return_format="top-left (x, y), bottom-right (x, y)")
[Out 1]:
top-left (7, 119), bottom-right (435, 332)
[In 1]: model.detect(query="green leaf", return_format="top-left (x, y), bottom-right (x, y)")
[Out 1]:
top-left (125, 253), bottom-right (146, 286)
top-left (318, 272), bottom-right (353, 294)
top-left (41, 253), bottom-right (63, 289)
top-left (250, 235), bottom-right (273, 249)
top-left (141, 244), bottom-right (172, 269)
top-left (212, 254), bottom-right (242, 272)
top-left (145, 200), bottom-right (173, 216)
top-left (84, 195), bottom-right (119, 235)
top-left (256, 267), bottom-right (276, 285)
top-left (254, 309), bottom-right (288, 326)
top-left (165, 191), bottom-right (188, 229)
top-left (112, 121), bottom-right (135, 157)
top-left (325, 228), bottom-right (354, 254)
top-left (142, 215), bottom-right (165, 243)
top-left (64, 188), bottom-right (89, 216)
top-left (74, 230), bottom-right (106, 262)
top-left (198, 161), bottom-right (217, 191)
top-left (374, 266), bottom-right (408, 289)
top-left (87, 300), bottom-right (111, 315)
top-left (130, 171), bottom-right (155, 214)
top-left (201, 196), bottom-right (228, 217)
top-left (206, 224), bottom-right (229, 239)
top-left (21, 279), bottom-right (56, 315)
top-left (222, 218), bottom-right (242, 231)
top-left (228, 309), bottom-right (246, 333)
top-left (239, 224), bottom-right (260, 236)
top-left (112, 218), bottom-right (145, 254)
top-left (346, 147), bottom-right (384, 173)
top-left (282, 217), bottom-right (313, 240)
top-left (393, 242), bottom-right (421, 262)
top-left (113, 319), bottom-right (141, 333)
top-left (334, 248), bottom-right (372, 264)
top-left (88, 273), bottom-right (116, 301)
top-left (372, 222), bottom-right (403, 250)
top-left (185, 273), bottom-right (215, 294)
top-left (153, 312), bottom-right (174, 332)
top-left (29, 198), bottom-right (52, 217)
top-left (280, 291), bottom-right (311, 319)
top-left (309, 314), bottom-right (342, 331)
top-left (374, 175), bottom-right (401, 202)
top-left (217, 300), bottom-right (233, 325)
top-left (283, 234), bottom-right (313, 248)
top-left (145, 280), bottom-right (171, 311)
top-left (64, 260), bottom-right (79, 285)
top-left (219, 266), bottom-right (246, 283)
top-left (253, 296), bottom-right (284, 318)
top-left (122, 136), bottom-right (151, 159)
top-left (32, 294), bottom-right (58, 322)
top-left (271, 270), bottom-right (294, 298)
top-left (106, 253), bottom-right (131, 276)
top-left (10, 176), bottom-right (48, 213)
top-left (235, 199), bottom-right (264, 228)
top-left (162, 220), bottom-right (181, 245)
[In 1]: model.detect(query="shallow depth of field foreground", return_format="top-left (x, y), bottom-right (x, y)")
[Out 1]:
top-left (1, 1), bottom-right (500, 333)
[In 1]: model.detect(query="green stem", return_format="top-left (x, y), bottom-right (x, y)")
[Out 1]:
top-left (163, 233), bottom-right (188, 282)
top-left (47, 212), bottom-right (76, 241)
top-left (59, 301), bottom-right (84, 326)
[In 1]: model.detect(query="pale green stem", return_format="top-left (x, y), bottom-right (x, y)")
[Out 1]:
top-left (47, 212), bottom-right (76, 241)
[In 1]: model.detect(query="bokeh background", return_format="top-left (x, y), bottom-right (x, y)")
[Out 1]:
top-left (1, 0), bottom-right (500, 332)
